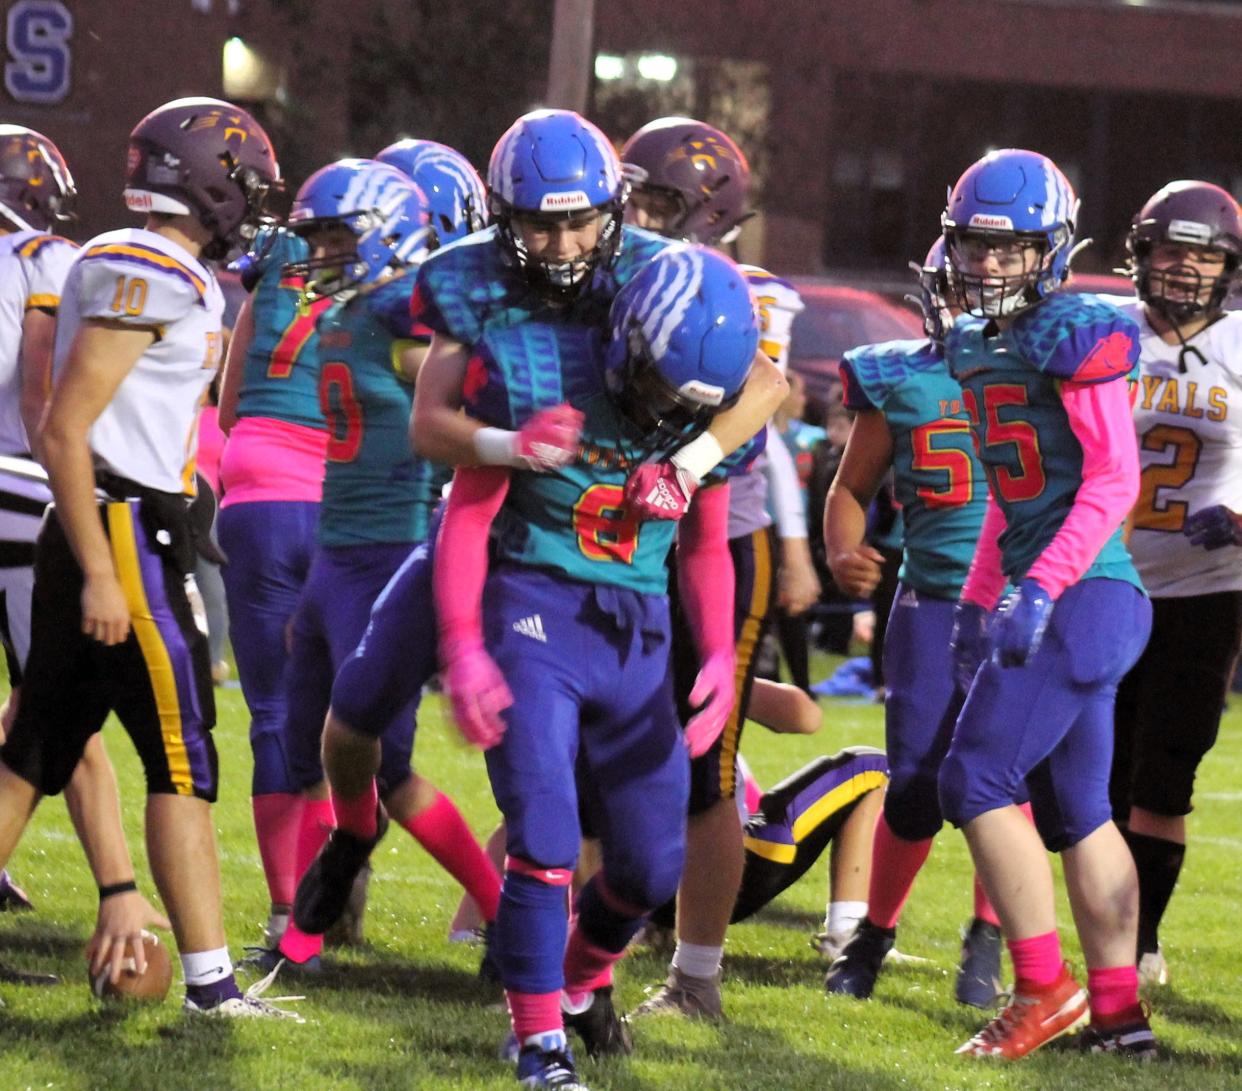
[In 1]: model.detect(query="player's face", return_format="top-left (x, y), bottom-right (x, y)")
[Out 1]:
top-left (511, 208), bottom-right (602, 262)
top-left (953, 234), bottom-right (1040, 280)
top-left (626, 187), bottom-right (681, 235)
top-left (307, 223), bottom-right (358, 268)
top-left (1148, 241), bottom-right (1227, 309)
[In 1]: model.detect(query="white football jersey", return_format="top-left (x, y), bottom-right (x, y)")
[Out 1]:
top-left (0, 230), bottom-right (79, 455)
top-left (1108, 296), bottom-right (1242, 597)
top-left (53, 228), bottom-right (224, 495)
top-left (740, 264), bottom-right (804, 376)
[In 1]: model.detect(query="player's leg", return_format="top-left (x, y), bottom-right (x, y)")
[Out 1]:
top-left (734, 747), bottom-right (888, 925)
top-left (827, 589), bottom-right (960, 999)
top-left (217, 499), bottom-right (318, 931)
top-left (1120, 592), bottom-right (1242, 984)
top-left (563, 601), bottom-right (688, 1056)
top-left (746, 677), bottom-right (821, 735)
top-left (638, 527), bottom-right (775, 1020)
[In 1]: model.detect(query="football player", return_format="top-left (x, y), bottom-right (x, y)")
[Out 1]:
top-left (0, 125), bottom-right (159, 986)
top-left (242, 157), bottom-right (500, 975)
top-left (0, 98), bottom-right (297, 1018)
top-left (822, 240), bottom-right (1015, 1007)
top-left (434, 244), bottom-right (756, 1090)
top-left (618, 116), bottom-right (818, 1022)
top-left (1106, 181), bottom-right (1242, 988)
top-left (937, 150), bottom-right (1154, 1059)
top-left (216, 189), bottom-right (333, 951)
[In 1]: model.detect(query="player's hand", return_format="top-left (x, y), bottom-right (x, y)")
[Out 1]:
top-left (88, 890), bottom-right (170, 985)
top-left (991, 579), bottom-right (1054, 668)
top-left (81, 572), bottom-right (130, 646)
top-left (950, 601), bottom-right (991, 693)
top-left (684, 651), bottom-right (735, 757)
top-left (778, 541), bottom-right (821, 616)
top-left (443, 642), bottom-right (512, 750)
top-left (1183, 505), bottom-right (1242, 551)
top-left (515, 404), bottom-right (584, 471)
top-left (828, 545), bottom-right (885, 599)
top-left (624, 462), bottom-right (699, 521)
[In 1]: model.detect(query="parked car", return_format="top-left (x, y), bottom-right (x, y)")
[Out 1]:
top-left (787, 280), bottom-right (924, 406)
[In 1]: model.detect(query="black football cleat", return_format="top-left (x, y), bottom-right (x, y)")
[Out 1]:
top-left (562, 985), bottom-right (633, 1057)
top-left (293, 807), bottom-right (389, 936)
top-left (824, 918), bottom-right (895, 1000)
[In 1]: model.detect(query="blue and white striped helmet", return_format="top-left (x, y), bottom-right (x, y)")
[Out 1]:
top-left (606, 245), bottom-right (757, 436)
top-left (286, 158), bottom-right (432, 299)
top-left (375, 138), bottom-right (487, 248)
top-left (942, 149), bottom-right (1079, 317)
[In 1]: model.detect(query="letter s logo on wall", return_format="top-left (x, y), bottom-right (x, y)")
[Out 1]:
top-left (5, 0), bottom-right (73, 105)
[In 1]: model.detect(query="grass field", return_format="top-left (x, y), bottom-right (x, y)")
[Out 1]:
top-left (1, 657), bottom-right (1239, 1091)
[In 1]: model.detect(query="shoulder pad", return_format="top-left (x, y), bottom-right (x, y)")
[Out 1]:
top-left (19, 235), bottom-right (78, 309)
top-left (1010, 292), bottom-right (1140, 383)
top-left (76, 239), bottom-right (209, 326)
top-left (367, 272), bottom-right (426, 341)
top-left (840, 338), bottom-right (938, 411)
top-left (415, 228), bottom-right (509, 346)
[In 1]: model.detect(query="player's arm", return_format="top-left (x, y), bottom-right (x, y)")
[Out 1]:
top-left (675, 480), bottom-right (736, 756)
top-left (411, 333), bottom-right (582, 469)
top-left (433, 464), bottom-right (514, 748)
top-left (217, 292), bottom-right (254, 435)
top-left (765, 422), bottom-right (820, 615)
top-left (393, 339), bottom-right (431, 384)
top-left (18, 307), bottom-right (56, 459)
top-left (824, 409), bottom-right (893, 599)
top-left (40, 319), bottom-right (155, 646)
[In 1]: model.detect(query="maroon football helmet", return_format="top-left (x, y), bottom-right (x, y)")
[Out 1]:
top-left (1127, 180), bottom-right (1242, 321)
top-left (0, 125), bottom-right (76, 233)
top-left (620, 117), bottom-right (750, 246)
top-left (125, 97), bottom-right (282, 258)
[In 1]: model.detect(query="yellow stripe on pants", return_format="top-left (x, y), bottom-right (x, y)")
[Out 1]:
top-left (106, 502), bottom-right (193, 795)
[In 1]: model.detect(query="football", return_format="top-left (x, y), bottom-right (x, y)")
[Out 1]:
top-left (88, 931), bottom-right (173, 1003)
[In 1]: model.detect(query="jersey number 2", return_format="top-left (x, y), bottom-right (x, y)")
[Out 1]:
top-left (1133, 423), bottom-right (1203, 532)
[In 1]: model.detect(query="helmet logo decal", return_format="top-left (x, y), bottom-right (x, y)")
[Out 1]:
top-left (539, 190), bottom-right (591, 211)
top-left (1167, 218), bottom-right (1212, 245)
top-left (968, 213), bottom-right (1013, 230)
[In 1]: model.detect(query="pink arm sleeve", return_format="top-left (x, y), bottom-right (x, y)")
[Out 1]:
top-left (1025, 378), bottom-right (1140, 599)
top-left (433, 466), bottom-right (511, 658)
top-left (959, 494), bottom-right (1008, 609)
top-left (675, 481), bottom-right (735, 660)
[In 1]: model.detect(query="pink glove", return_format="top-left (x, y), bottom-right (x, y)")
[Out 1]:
top-left (624, 462), bottom-right (699, 521)
top-left (683, 651), bottom-right (736, 757)
top-left (442, 640), bottom-right (512, 750)
top-left (515, 404), bottom-right (584, 471)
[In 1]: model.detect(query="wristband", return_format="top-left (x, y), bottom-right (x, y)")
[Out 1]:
top-left (670, 432), bottom-right (726, 482)
top-left (98, 880), bottom-right (138, 902)
top-left (472, 427), bottom-right (521, 467)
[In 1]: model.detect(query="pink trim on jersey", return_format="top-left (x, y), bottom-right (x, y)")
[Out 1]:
top-left (1026, 379), bottom-right (1140, 599)
top-left (196, 405), bottom-right (225, 497)
top-left (218, 416), bottom-right (327, 507)
top-left (959, 496), bottom-right (1008, 609)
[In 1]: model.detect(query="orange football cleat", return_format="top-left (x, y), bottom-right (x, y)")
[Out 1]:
top-left (956, 962), bottom-right (1088, 1060)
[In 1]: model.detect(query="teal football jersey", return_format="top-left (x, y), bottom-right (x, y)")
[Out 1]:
top-left (236, 228), bottom-right (331, 430)
top-left (317, 272), bottom-right (448, 547)
top-left (841, 339), bottom-right (986, 599)
top-left (944, 293), bottom-right (1143, 590)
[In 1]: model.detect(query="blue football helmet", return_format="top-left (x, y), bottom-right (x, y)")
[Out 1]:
top-left (942, 149), bottom-right (1078, 318)
top-left (487, 108), bottom-right (626, 295)
top-left (374, 138), bottom-right (487, 249)
top-left (606, 245), bottom-right (757, 440)
top-left (909, 237), bottom-right (952, 344)
top-left (286, 158), bottom-right (432, 300)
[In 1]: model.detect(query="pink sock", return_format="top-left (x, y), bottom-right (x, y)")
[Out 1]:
top-left (277, 798), bottom-right (335, 962)
top-left (562, 929), bottom-right (619, 1000)
top-left (252, 793), bottom-right (304, 907)
top-left (506, 990), bottom-right (563, 1044)
top-left (1008, 930), bottom-right (1063, 989)
top-left (279, 922), bottom-right (322, 963)
top-left (866, 813), bottom-right (933, 929)
top-left (401, 792), bottom-right (501, 921)
top-left (332, 780), bottom-right (378, 840)
top-left (1087, 964), bottom-right (1140, 1022)
top-left (972, 873), bottom-right (1000, 928)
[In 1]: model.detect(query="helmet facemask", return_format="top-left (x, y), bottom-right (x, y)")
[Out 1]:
top-left (945, 226), bottom-right (1068, 319)
top-left (1130, 234), bottom-right (1239, 325)
top-left (494, 197), bottom-right (626, 301)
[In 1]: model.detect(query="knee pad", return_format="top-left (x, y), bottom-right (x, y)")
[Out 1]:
top-left (883, 773), bottom-right (944, 841)
top-left (574, 876), bottom-right (648, 955)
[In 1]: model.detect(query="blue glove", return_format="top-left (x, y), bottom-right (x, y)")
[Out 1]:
top-left (1183, 505), bottom-right (1242, 551)
top-left (992, 578), bottom-right (1054, 668)
top-left (950, 601), bottom-right (991, 694)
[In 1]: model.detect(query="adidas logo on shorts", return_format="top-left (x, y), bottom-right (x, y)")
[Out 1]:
top-left (513, 614), bottom-right (548, 643)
